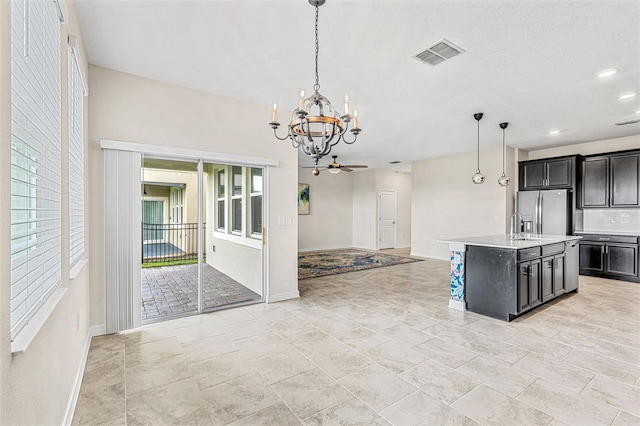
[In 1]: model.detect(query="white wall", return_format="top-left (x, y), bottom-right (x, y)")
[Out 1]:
top-left (411, 146), bottom-right (516, 260)
top-left (297, 168), bottom-right (354, 251)
top-left (88, 65), bottom-right (299, 326)
top-left (1, 1), bottom-right (92, 424)
top-left (526, 135), bottom-right (640, 160)
top-left (209, 238), bottom-right (263, 295)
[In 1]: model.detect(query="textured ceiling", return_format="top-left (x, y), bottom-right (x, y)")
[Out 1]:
top-left (75, 0), bottom-right (640, 171)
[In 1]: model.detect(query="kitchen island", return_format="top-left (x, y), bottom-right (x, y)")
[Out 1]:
top-left (438, 235), bottom-right (581, 322)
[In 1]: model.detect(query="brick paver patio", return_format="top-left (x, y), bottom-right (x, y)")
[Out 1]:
top-left (141, 263), bottom-right (262, 321)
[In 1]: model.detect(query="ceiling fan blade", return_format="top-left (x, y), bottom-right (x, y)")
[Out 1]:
top-left (341, 167), bottom-right (354, 172)
top-left (341, 165), bottom-right (368, 169)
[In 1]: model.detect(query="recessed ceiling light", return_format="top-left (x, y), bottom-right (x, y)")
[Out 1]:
top-left (636, 110), bottom-right (640, 114)
top-left (618, 92), bottom-right (637, 100)
top-left (549, 130), bottom-right (560, 136)
top-left (597, 68), bottom-right (618, 78)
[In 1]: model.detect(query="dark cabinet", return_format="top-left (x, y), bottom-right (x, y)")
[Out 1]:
top-left (581, 157), bottom-right (609, 207)
top-left (611, 154), bottom-right (640, 207)
top-left (607, 244), bottom-right (638, 277)
top-left (518, 259), bottom-right (541, 313)
top-left (580, 151), bottom-right (640, 208)
top-left (579, 235), bottom-right (639, 282)
top-left (542, 254), bottom-right (565, 302)
top-left (520, 157), bottom-right (575, 191)
top-left (553, 254), bottom-right (565, 296)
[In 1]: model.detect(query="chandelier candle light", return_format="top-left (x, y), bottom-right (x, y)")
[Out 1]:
top-left (472, 112), bottom-right (485, 184)
top-left (498, 122), bottom-right (510, 187)
top-left (269, 0), bottom-right (361, 166)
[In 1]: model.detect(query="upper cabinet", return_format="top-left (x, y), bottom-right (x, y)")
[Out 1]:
top-left (519, 157), bottom-right (576, 191)
top-left (580, 151), bottom-right (640, 208)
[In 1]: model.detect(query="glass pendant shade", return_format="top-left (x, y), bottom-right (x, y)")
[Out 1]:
top-left (472, 171), bottom-right (485, 184)
top-left (472, 112), bottom-right (484, 184)
top-left (498, 173), bottom-right (510, 186)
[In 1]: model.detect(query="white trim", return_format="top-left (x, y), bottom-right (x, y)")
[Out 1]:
top-left (409, 251), bottom-right (449, 261)
top-left (100, 139), bottom-right (279, 167)
top-left (298, 245), bottom-right (354, 253)
top-left (67, 35), bottom-right (88, 95)
top-left (448, 299), bottom-right (466, 311)
top-left (267, 291), bottom-right (300, 303)
top-left (62, 328), bottom-right (92, 426)
top-left (11, 288), bottom-right (68, 354)
top-left (70, 258), bottom-right (88, 280)
top-left (90, 324), bottom-right (107, 337)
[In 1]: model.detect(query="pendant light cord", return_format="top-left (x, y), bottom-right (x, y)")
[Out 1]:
top-left (314, 4), bottom-right (320, 92)
top-left (476, 120), bottom-right (480, 173)
top-left (502, 129), bottom-right (506, 174)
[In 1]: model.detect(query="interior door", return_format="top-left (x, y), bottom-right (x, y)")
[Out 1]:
top-left (378, 190), bottom-right (396, 249)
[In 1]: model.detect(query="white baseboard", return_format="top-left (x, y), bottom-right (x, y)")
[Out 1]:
top-left (298, 246), bottom-right (353, 253)
top-left (90, 324), bottom-right (106, 337)
top-left (448, 299), bottom-right (466, 311)
top-left (409, 251), bottom-right (449, 261)
top-left (62, 328), bottom-right (93, 426)
top-left (267, 291), bottom-right (300, 303)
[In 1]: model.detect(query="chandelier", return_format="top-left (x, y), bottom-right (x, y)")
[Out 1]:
top-left (269, 0), bottom-right (361, 165)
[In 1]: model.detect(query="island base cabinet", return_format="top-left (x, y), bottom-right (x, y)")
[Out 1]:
top-left (465, 241), bottom-right (578, 322)
top-left (518, 259), bottom-right (541, 312)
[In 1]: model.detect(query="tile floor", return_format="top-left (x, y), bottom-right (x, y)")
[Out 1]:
top-left (74, 254), bottom-right (640, 425)
top-left (141, 263), bottom-right (262, 320)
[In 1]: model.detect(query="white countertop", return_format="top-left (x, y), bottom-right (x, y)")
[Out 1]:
top-left (438, 234), bottom-right (581, 250)
top-left (575, 230), bottom-right (639, 237)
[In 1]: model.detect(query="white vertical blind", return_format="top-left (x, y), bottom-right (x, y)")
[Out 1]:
top-left (68, 49), bottom-right (85, 267)
top-left (104, 149), bottom-right (142, 333)
top-left (10, 0), bottom-right (62, 336)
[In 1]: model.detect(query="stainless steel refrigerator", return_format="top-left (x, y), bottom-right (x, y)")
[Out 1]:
top-left (516, 189), bottom-right (571, 235)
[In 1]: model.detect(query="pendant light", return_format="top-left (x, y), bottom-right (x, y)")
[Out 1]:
top-left (498, 122), bottom-right (510, 186)
top-left (472, 113), bottom-right (485, 184)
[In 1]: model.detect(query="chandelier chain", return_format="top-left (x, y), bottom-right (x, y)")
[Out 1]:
top-left (313, 4), bottom-right (320, 92)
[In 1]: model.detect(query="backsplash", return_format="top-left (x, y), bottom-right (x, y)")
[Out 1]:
top-left (582, 209), bottom-right (640, 233)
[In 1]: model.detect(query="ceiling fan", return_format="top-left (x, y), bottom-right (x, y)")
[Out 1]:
top-left (304, 155), bottom-right (368, 176)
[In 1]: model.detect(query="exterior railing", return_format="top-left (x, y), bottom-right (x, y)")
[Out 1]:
top-left (142, 222), bottom-right (204, 264)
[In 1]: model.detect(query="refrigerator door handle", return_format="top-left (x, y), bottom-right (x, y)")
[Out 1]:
top-left (535, 192), bottom-right (542, 235)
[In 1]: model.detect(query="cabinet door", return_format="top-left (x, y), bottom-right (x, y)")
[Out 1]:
top-left (517, 262), bottom-right (531, 312)
top-left (541, 257), bottom-right (554, 302)
top-left (606, 244), bottom-right (638, 277)
top-left (546, 158), bottom-right (572, 188)
top-left (610, 154), bottom-right (640, 207)
top-left (522, 162), bottom-right (546, 190)
top-left (581, 157), bottom-right (609, 208)
top-left (579, 242), bottom-right (605, 272)
top-left (553, 254), bottom-right (565, 296)
top-left (529, 259), bottom-right (542, 307)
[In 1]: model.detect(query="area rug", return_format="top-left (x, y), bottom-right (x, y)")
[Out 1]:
top-left (298, 249), bottom-right (422, 280)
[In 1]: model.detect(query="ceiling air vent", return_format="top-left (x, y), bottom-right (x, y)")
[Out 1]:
top-left (615, 119), bottom-right (640, 126)
top-left (389, 161), bottom-right (402, 164)
top-left (414, 39), bottom-right (464, 66)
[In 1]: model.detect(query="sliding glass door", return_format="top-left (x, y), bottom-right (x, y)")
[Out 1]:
top-left (140, 156), bottom-right (264, 323)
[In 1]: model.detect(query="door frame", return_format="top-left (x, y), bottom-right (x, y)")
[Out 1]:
top-left (378, 189), bottom-right (397, 250)
top-left (102, 139), bottom-right (277, 330)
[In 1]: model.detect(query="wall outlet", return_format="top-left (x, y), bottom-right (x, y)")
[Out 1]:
top-left (278, 217), bottom-right (293, 226)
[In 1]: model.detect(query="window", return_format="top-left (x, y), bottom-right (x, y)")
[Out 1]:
top-left (214, 165), bottom-right (264, 241)
top-left (10, 0), bottom-right (62, 335)
top-left (216, 169), bottom-right (225, 230)
top-left (250, 168), bottom-right (263, 236)
top-left (231, 166), bottom-right (242, 233)
top-left (69, 49), bottom-right (85, 267)
top-left (170, 186), bottom-right (184, 224)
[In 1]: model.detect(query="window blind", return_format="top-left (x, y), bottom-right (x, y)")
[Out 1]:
top-left (68, 49), bottom-right (84, 267)
top-left (10, 0), bottom-right (62, 336)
